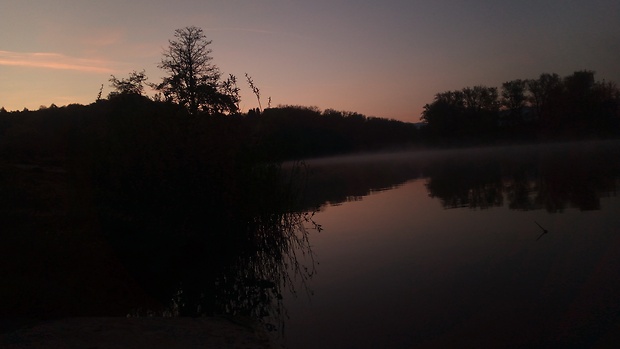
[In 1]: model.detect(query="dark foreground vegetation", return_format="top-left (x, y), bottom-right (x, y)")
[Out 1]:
top-left (0, 96), bottom-right (316, 329)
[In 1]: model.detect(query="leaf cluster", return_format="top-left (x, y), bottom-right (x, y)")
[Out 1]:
top-left (108, 70), bottom-right (148, 98)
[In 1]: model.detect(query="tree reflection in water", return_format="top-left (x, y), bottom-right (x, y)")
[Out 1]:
top-left (212, 211), bottom-right (320, 331)
top-left (425, 159), bottom-right (505, 209)
top-left (138, 162), bottom-right (322, 334)
top-left (423, 142), bottom-right (620, 211)
top-left (301, 141), bottom-right (620, 213)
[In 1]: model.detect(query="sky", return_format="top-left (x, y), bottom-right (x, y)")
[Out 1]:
top-left (1, 0), bottom-right (619, 122)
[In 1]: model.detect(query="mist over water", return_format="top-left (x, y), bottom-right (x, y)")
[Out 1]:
top-left (296, 140), bottom-right (620, 210)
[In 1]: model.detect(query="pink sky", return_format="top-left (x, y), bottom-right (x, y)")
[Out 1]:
top-left (2, 0), bottom-right (619, 122)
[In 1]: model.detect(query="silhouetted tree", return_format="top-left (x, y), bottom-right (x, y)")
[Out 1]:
top-left (421, 86), bottom-right (498, 139)
top-left (153, 26), bottom-right (239, 115)
top-left (562, 70), bottom-right (596, 124)
top-left (592, 80), bottom-right (620, 131)
top-left (525, 73), bottom-right (563, 126)
top-left (462, 85), bottom-right (499, 134)
top-left (221, 74), bottom-right (241, 113)
top-left (421, 92), bottom-right (465, 136)
top-left (501, 79), bottom-right (527, 126)
top-left (524, 71), bottom-right (620, 134)
top-left (109, 70), bottom-right (148, 98)
top-left (501, 80), bottom-right (527, 110)
top-left (462, 86), bottom-right (498, 112)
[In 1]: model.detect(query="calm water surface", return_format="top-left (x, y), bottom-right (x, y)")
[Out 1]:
top-left (279, 141), bottom-right (620, 348)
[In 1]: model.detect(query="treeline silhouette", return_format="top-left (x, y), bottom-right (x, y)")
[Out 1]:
top-left (421, 70), bottom-right (620, 144)
top-left (249, 106), bottom-right (418, 159)
top-left (0, 98), bottom-right (419, 164)
top-left (3, 71), bottom-right (619, 162)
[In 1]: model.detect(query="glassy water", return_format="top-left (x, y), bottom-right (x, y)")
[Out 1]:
top-left (279, 141), bottom-right (620, 348)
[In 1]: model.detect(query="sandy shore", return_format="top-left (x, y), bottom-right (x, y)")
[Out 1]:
top-left (0, 317), bottom-right (276, 349)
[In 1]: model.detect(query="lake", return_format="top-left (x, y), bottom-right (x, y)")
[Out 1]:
top-left (277, 140), bottom-right (620, 348)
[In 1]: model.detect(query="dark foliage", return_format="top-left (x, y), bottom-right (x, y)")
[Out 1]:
top-left (420, 70), bottom-right (620, 143)
top-left (108, 70), bottom-right (149, 98)
top-left (152, 26), bottom-right (240, 115)
top-left (254, 106), bottom-right (419, 160)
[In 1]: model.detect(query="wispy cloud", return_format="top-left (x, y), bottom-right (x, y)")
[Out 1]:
top-left (0, 50), bottom-right (120, 73)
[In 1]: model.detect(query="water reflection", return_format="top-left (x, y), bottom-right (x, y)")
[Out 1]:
top-left (425, 157), bottom-right (504, 209)
top-left (282, 140), bottom-right (620, 349)
top-left (303, 141), bottom-right (620, 212)
top-left (209, 211), bottom-right (320, 331)
top-left (426, 142), bottom-right (619, 211)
